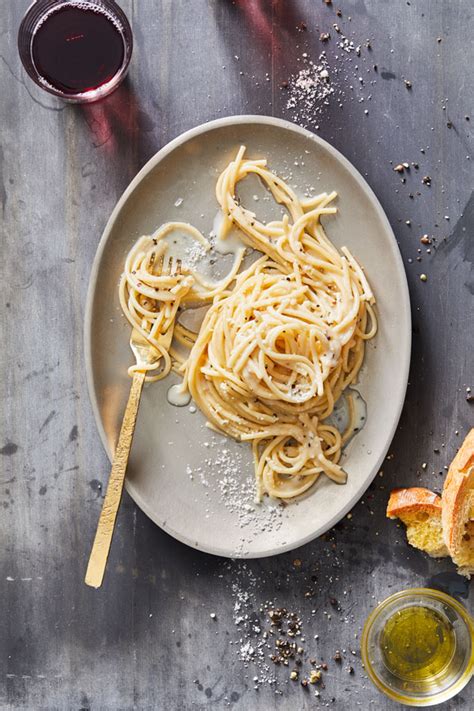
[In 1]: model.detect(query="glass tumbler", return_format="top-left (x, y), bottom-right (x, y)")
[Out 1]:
top-left (18, 0), bottom-right (133, 103)
top-left (361, 588), bottom-right (474, 707)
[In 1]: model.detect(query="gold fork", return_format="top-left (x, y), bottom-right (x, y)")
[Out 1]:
top-left (85, 256), bottom-right (181, 588)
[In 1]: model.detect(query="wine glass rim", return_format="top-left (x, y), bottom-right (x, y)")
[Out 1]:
top-left (17, 0), bottom-right (133, 103)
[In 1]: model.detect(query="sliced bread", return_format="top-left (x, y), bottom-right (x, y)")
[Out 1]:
top-left (442, 429), bottom-right (474, 578)
top-left (386, 487), bottom-right (449, 558)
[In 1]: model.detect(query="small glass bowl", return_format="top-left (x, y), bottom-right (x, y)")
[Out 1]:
top-left (361, 588), bottom-right (474, 707)
top-left (18, 0), bottom-right (133, 104)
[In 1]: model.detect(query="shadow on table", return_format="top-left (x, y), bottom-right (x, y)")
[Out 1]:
top-left (212, 0), bottom-right (313, 94)
top-left (77, 77), bottom-right (158, 167)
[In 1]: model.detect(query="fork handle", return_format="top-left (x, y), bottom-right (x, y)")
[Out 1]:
top-left (85, 371), bottom-right (146, 588)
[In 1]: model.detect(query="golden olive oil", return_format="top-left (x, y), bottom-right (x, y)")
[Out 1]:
top-left (380, 605), bottom-right (456, 683)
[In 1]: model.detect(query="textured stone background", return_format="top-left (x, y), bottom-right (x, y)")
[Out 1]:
top-left (1, 1), bottom-right (472, 709)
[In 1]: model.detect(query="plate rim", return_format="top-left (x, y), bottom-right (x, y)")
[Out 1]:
top-left (84, 114), bottom-right (412, 558)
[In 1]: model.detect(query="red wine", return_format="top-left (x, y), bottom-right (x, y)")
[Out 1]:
top-left (31, 4), bottom-right (125, 95)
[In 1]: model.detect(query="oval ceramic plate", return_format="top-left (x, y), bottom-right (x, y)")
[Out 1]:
top-left (85, 116), bottom-right (411, 558)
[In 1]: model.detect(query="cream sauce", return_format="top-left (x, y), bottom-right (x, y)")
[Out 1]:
top-left (327, 388), bottom-right (367, 441)
top-left (167, 383), bottom-right (192, 407)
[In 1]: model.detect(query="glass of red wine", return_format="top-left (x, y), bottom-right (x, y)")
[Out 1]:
top-left (18, 0), bottom-right (133, 103)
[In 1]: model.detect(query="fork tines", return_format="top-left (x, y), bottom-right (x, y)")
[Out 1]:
top-left (152, 253), bottom-right (164, 274)
top-left (167, 256), bottom-right (182, 276)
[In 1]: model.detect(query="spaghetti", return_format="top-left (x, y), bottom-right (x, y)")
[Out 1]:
top-left (119, 148), bottom-right (377, 501)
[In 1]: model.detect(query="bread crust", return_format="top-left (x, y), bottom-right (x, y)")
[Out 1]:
top-left (386, 487), bottom-right (447, 558)
top-left (442, 429), bottom-right (474, 562)
top-left (386, 487), bottom-right (441, 519)
top-left (386, 431), bottom-right (474, 575)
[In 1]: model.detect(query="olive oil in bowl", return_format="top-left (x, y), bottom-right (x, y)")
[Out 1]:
top-left (362, 589), bottom-right (474, 706)
top-left (380, 606), bottom-right (455, 684)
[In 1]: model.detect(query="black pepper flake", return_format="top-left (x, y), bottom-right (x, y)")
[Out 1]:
top-left (422, 175), bottom-right (431, 185)
top-left (373, 64), bottom-right (378, 71)
top-left (467, 394), bottom-right (474, 403)
top-left (297, 21), bottom-right (307, 31)
top-left (268, 609), bottom-right (283, 624)
top-left (280, 80), bottom-right (289, 89)
top-left (447, 121), bottom-right (453, 128)
top-left (404, 79), bottom-right (412, 89)
top-left (348, 665), bottom-right (355, 674)
top-left (333, 651), bottom-right (342, 662)
top-left (336, 9), bottom-right (342, 17)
